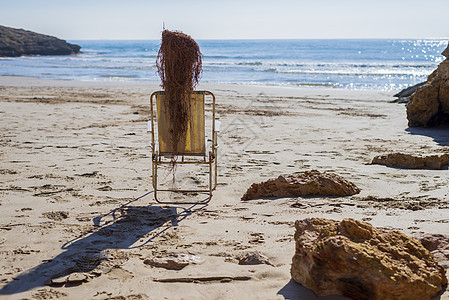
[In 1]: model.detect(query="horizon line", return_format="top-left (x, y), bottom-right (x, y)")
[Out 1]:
top-left (67, 37), bottom-right (449, 41)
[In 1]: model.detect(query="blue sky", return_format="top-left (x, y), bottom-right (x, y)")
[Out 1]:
top-left (1, 0), bottom-right (449, 40)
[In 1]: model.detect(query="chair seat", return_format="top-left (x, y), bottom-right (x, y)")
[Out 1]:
top-left (149, 91), bottom-right (219, 204)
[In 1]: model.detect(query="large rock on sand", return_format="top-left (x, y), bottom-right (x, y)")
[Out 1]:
top-left (0, 25), bottom-right (81, 57)
top-left (407, 44), bottom-right (449, 127)
top-left (291, 218), bottom-right (447, 300)
top-left (241, 170), bottom-right (360, 200)
top-left (371, 152), bottom-right (449, 170)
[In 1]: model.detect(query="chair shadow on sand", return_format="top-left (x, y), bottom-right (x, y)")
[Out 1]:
top-left (0, 191), bottom-right (207, 296)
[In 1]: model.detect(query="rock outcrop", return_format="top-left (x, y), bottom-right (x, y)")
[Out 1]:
top-left (291, 218), bottom-right (447, 300)
top-left (407, 44), bottom-right (449, 127)
top-left (241, 170), bottom-right (360, 200)
top-left (393, 81), bottom-right (426, 103)
top-left (371, 152), bottom-right (449, 169)
top-left (0, 25), bottom-right (81, 57)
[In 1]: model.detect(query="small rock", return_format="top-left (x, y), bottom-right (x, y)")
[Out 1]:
top-left (47, 273), bottom-right (89, 286)
top-left (67, 273), bottom-right (88, 283)
top-left (144, 254), bottom-right (204, 270)
top-left (237, 251), bottom-right (273, 266)
top-left (416, 233), bottom-right (449, 270)
top-left (49, 275), bottom-right (68, 285)
top-left (393, 82), bottom-right (426, 100)
top-left (91, 270), bottom-right (103, 277)
top-left (417, 233), bottom-right (449, 252)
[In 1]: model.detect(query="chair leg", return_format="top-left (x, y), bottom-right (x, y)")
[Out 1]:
top-left (154, 160), bottom-right (159, 203)
top-left (213, 152), bottom-right (218, 191)
top-left (209, 159), bottom-right (213, 201)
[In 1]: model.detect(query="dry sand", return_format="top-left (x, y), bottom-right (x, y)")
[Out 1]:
top-left (0, 76), bottom-right (448, 299)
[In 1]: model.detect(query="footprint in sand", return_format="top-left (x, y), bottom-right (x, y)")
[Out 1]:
top-left (42, 211), bottom-right (69, 221)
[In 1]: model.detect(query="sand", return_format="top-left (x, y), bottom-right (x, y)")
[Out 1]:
top-left (0, 76), bottom-right (448, 299)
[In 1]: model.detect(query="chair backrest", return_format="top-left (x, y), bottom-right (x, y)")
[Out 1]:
top-left (156, 92), bottom-right (205, 156)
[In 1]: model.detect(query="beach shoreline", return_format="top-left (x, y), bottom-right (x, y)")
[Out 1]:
top-left (0, 76), bottom-right (448, 299)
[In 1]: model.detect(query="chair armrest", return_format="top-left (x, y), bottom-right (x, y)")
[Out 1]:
top-left (214, 120), bottom-right (221, 132)
top-left (147, 121), bottom-right (153, 132)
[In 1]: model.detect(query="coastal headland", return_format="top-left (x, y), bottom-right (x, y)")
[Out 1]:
top-left (0, 25), bottom-right (81, 57)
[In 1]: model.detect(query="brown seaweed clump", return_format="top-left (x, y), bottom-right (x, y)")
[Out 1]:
top-left (156, 29), bottom-right (203, 154)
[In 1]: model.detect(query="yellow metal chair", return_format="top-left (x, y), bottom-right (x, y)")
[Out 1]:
top-left (148, 91), bottom-right (219, 204)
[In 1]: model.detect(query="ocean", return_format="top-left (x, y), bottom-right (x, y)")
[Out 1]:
top-left (1, 39), bottom-right (447, 91)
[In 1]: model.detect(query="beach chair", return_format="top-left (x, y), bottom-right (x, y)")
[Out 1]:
top-left (148, 91), bottom-right (220, 204)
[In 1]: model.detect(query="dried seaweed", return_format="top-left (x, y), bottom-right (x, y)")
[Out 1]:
top-left (156, 30), bottom-right (202, 154)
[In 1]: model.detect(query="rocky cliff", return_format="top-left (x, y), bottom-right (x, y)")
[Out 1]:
top-left (0, 25), bottom-right (81, 57)
top-left (407, 44), bottom-right (449, 127)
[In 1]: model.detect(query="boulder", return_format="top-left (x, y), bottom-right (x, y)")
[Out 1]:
top-left (241, 170), bottom-right (360, 200)
top-left (393, 81), bottom-right (426, 103)
top-left (407, 44), bottom-right (449, 127)
top-left (0, 25), bottom-right (81, 57)
top-left (371, 152), bottom-right (449, 169)
top-left (291, 218), bottom-right (447, 300)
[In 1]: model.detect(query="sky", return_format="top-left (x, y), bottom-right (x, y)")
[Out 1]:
top-left (1, 0), bottom-right (449, 40)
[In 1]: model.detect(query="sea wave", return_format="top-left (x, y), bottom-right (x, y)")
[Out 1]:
top-left (251, 67), bottom-right (431, 77)
top-left (204, 60), bottom-right (435, 69)
top-left (2, 39), bottom-right (447, 90)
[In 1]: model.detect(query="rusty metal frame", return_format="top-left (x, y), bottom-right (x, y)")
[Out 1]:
top-left (149, 91), bottom-right (218, 204)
